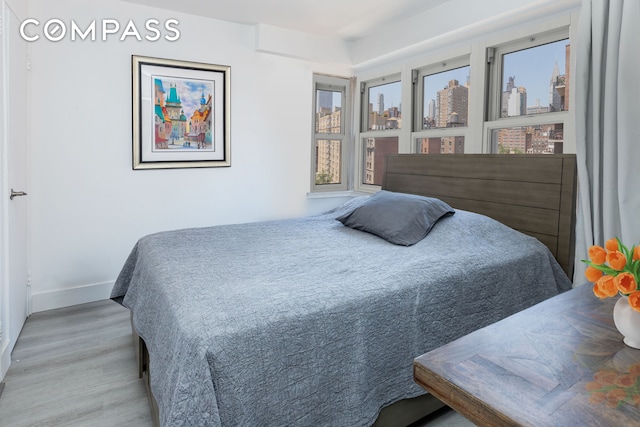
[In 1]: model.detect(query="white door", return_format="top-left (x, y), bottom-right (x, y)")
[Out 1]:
top-left (0, 1), bottom-right (29, 379)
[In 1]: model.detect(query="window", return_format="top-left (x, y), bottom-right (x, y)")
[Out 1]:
top-left (359, 76), bottom-right (401, 187)
top-left (311, 74), bottom-right (350, 192)
top-left (486, 30), bottom-right (570, 154)
top-left (420, 66), bottom-right (470, 129)
top-left (499, 39), bottom-right (569, 117)
top-left (352, 16), bottom-right (575, 193)
top-left (412, 58), bottom-right (470, 154)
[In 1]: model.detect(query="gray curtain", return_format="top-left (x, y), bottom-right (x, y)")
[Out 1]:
top-left (574, 0), bottom-right (640, 284)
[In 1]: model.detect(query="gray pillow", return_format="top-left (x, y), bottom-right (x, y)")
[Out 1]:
top-left (336, 190), bottom-right (454, 246)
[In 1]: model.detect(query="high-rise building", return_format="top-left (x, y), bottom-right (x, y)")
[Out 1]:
top-left (377, 93), bottom-right (385, 115)
top-left (436, 80), bottom-right (468, 127)
top-left (549, 60), bottom-right (563, 112)
top-left (419, 137), bottom-right (464, 154)
top-left (364, 137), bottom-right (398, 185)
top-left (315, 108), bottom-right (342, 184)
top-left (315, 139), bottom-right (341, 184)
top-left (497, 127), bottom-right (528, 153)
top-left (428, 99), bottom-right (435, 121)
top-left (507, 86), bottom-right (527, 117)
top-left (524, 124), bottom-right (563, 154)
top-left (501, 76), bottom-right (516, 117)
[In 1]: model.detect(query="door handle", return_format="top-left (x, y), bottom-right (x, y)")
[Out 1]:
top-left (10, 189), bottom-right (27, 200)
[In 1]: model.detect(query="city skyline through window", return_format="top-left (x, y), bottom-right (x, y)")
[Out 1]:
top-left (371, 40), bottom-right (569, 128)
top-left (422, 66), bottom-right (470, 129)
top-left (355, 35), bottom-right (570, 189)
top-left (367, 80), bottom-right (402, 130)
top-left (501, 39), bottom-right (569, 116)
top-left (494, 38), bottom-right (570, 154)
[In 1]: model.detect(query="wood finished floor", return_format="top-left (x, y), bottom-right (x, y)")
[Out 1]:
top-left (0, 300), bottom-right (153, 426)
top-left (0, 300), bottom-right (472, 427)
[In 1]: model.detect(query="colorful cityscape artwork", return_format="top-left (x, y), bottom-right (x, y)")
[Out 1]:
top-left (152, 76), bottom-right (215, 151)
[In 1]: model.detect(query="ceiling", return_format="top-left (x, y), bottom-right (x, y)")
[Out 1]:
top-left (123, 0), bottom-right (450, 41)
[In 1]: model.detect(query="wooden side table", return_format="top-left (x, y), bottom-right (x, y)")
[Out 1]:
top-left (414, 284), bottom-right (640, 427)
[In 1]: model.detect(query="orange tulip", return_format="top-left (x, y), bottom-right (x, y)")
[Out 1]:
top-left (585, 381), bottom-right (602, 391)
top-left (606, 238), bottom-right (619, 252)
top-left (589, 392), bottom-right (607, 404)
top-left (594, 370), bottom-right (618, 385)
top-left (616, 273), bottom-right (637, 294)
top-left (607, 251), bottom-right (627, 271)
top-left (585, 266), bottom-right (604, 282)
top-left (615, 374), bottom-right (637, 388)
top-left (594, 275), bottom-right (618, 298)
top-left (593, 283), bottom-right (607, 299)
top-left (629, 363), bottom-right (640, 377)
top-left (589, 245), bottom-right (607, 265)
top-left (606, 388), bottom-right (628, 407)
top-left (634, 246), bottom-right (640, 261)
top-left (629, 291), bottom-right (640, 313)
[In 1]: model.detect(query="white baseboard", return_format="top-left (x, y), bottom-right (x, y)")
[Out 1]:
top-left (0, 337), bottom-right (10, 381)
top-left (30, 281), bottom-right (115, 313)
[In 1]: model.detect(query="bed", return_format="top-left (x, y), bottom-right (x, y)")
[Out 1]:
top-left (111, 154), bottom-right (577, 427)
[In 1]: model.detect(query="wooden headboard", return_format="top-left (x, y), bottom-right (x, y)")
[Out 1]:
top-left (382, 154), bottom-right (577, 279)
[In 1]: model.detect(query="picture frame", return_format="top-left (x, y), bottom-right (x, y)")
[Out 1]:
top-left (131, 55), bottom-right (230, 169)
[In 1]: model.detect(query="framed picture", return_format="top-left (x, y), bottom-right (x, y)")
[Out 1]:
top-left (131, 55), bottom-right (230, 169)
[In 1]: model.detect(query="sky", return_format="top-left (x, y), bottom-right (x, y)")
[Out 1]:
top-left (369, 81), bottom-right (402, 112)
top-left (156, 75), bottom-right (213, 119)
top-left (365, 38), bottom-right (569, 116)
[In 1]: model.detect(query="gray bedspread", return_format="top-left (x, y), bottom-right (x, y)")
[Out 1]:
top-left (111, 198), bottom-right (571, 426)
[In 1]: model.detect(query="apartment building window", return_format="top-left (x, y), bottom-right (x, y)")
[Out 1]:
top-left (311, 74), bottom-right (350, 192)
top-left (486, 29), bottom-right (570, 154)
top-left (412, 58), bottom-right (470, 154)
top-left (359, 76), bottom-right (401, 187)
top-left (352, 19), bottom-right (575, 192)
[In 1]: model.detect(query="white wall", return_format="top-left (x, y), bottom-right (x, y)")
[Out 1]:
top-left (27, 0), bottom-right (352, 311)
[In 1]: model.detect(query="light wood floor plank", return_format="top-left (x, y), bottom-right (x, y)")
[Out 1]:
top-left (0, 300), bottom-right (153, 427)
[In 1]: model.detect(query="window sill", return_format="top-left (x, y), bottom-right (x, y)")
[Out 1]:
top-left (306, 190), bottom-right (373, 199)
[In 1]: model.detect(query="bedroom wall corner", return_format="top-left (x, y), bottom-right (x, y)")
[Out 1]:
top-left (26, 0), bottom-right (352, 312)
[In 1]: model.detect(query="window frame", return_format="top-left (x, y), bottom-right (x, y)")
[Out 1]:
top-left (357, 73), bottom-right (402, 192)
top-left (411, 55), bottom-right (472, 154)
top-left (483, 27), bottom-right (572, 154)
top-left (351, 11), bottom-right (578, 192)
top-left (310, 74), bottom-right (351, 193)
